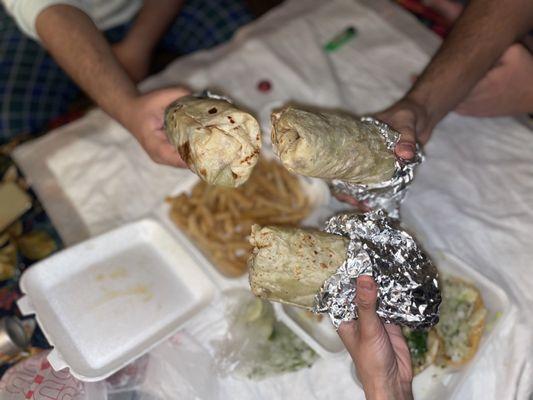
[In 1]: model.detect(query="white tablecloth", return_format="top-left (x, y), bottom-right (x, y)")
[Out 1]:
top-left (13, 0), bottom-right (533, 399)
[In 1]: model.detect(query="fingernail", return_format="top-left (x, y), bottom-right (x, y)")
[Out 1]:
top-left (398, 142), bottom-right (415, 154)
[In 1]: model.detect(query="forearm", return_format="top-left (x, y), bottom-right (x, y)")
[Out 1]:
top-left (356, 364), bottom-right (413, 400)
top-left (363, 381), bottom-right (413, 400)
top-left (35, 5), bottom-right (138, 125)
top-left (406, 0), bottom-right (533, 128)
top-left (124, 0), bottom-right (184, 52)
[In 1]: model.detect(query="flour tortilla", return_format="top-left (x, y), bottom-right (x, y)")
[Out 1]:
top-left (248, 225), bottom-right (348, 309)
top-left (165, 96), bottom-right (261, 187)
top-left (435, 277), bottom-right (487, 367)
top-left (271, 107), bottom-right (395, 184)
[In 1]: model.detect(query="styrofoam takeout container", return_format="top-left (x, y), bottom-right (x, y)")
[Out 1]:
top-left (17, 219), bottom-right (215, 382)
top-left (350, 250), bottom-right (511, 399)
top-left (274, 303), bottom-right (345, 358)
top-left (154, 162), bottom-right (345, 357)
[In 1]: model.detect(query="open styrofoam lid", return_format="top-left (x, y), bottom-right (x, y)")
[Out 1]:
top-left (17, 219), bottom-right (215, 381)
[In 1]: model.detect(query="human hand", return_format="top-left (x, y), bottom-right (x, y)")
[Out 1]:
top-left (332, 193), bottom-right (370, 213)
top-left (338, 276), bottom-right (413, 400)
top-left (455, 44), bottom-right (533, 117)
top-left (374, 98), bottom-right (431, 161)
top-left (121, 87), bottom-right (190, 167)
top-left (112, 38), bottom-right (152, 83)
top-left (333, 100), bottom-right (429, 207)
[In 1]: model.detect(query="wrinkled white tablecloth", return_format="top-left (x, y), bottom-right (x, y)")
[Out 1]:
top-left (13, 0), bottom-right (533, 399)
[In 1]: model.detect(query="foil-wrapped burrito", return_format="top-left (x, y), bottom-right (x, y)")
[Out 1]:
top-left (327, 117), bottom-right (423, 217)
top-left (248, 212), bottom-right (441, 329)
top-left (165, 96), bottom-right (262, 187)
top-left (271, 107), bottom-right (396, 185)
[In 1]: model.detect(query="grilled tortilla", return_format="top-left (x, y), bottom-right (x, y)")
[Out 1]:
top-left (165, 96), bottom-right (261, 187)
top-left (248, 225), bottom-right (348, 309)
top-left (271, 107), bottom-right (396, 185)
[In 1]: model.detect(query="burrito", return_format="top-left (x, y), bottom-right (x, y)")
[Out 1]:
top-left (271, 107), bottom-right (396, 184)
top-left (165, 96), bottom-right (262, 187)
top-left (248, 212), bottom-right (440, 330)
top-left (248, 225), bottom-right (348, 309)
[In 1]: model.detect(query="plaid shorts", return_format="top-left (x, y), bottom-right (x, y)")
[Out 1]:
top-left (0, 0), bottom-right (253, 144)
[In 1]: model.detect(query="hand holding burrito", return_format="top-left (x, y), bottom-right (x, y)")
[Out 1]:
top-left (271, 107), bottom-right (396, 185)
top-left (248, 212), bottom-right (441, 329)
top-left (165, 96), bottom-right (261, 187)
top-left (338, 276), bottom-right (414, 400)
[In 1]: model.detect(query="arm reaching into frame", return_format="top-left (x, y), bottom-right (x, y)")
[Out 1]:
top-left (338, 276), bottom-right (413, 400)
top-left (36, 4), bottom-right (189, 167)
top-left (112, 0), bottom-right (184, 82)
top-left (376, 0), bottom-right (533, 160)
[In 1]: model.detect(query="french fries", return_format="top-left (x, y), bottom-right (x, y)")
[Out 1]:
top-left (167, 159), bottom-right (312, 277)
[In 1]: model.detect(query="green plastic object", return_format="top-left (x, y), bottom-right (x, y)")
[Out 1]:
top-left (324, 26), bottom-right (357, 52)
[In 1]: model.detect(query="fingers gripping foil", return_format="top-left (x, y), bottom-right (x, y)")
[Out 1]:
top-left (329, 117), bottom-right (423, 218)
top-left (313, 211), bottom-right (441, 329)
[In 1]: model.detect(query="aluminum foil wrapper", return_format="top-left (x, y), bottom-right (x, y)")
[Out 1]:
top-left (313, 211), bottom-right (441, 329)
top-left (194, 89), bottom-right (233, 103)
top-left (329, 117), bottom-right (423, 218)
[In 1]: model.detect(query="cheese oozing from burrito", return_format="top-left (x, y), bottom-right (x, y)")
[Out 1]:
top-left (165, 96), bottom-right (261, 187)
top-left (248, 225), bottom-right (348, 309)
top-left (271, 107), bottom-right (396, 184)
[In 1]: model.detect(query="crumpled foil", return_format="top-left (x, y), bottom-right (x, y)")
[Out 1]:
top-left (313, 211), bottom-right (441, 329)
top-left (195, 89), bottom-right (232, 103)
top-left (329, 117), bottom-right (423, 218)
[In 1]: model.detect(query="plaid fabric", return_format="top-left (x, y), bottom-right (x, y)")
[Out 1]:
top-left (0, 7), bottom-right (80, 144)
top-left (0, 0), bottom-right (253, 144)
top-left (160, 0), bottom-right (253, 55)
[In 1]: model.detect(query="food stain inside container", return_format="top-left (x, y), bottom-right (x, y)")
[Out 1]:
top-left (95, 267), bottom-right (128, 281)
top-left (98, 284), bottom-right (154, 304)
top-left (92, 266), bottom-right (154, 307)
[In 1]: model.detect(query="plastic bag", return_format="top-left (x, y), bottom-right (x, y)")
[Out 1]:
top-left (213, 289), bottom-right (317, 380)
top-left (106, 355), bottom-right (149, 395)
top-left (0, 330), bottom-right (219, 400)
top-left (0, 351), bottom-right (106, 400)
top-left (131, 332), bottom-right (221, 400)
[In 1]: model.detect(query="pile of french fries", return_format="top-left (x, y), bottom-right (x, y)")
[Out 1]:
top-left (167, 159), bottom-right (311, 277)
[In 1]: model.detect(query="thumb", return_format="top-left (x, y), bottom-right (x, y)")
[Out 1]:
top-left (394, 124), bottom-right (417, 160)
top-left (355, 276), bottom-right (381, 337)
top-left (374, 109), bottom-right (417, 160)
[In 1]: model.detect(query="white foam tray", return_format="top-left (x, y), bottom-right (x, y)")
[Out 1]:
top-left (18, 219), bottom-right (215, 381)
top-left (153, 169), bottom-right (350, 358)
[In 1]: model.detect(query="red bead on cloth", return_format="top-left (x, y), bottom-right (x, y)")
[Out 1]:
top-left (257, 80), bottom-right (272, 92)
